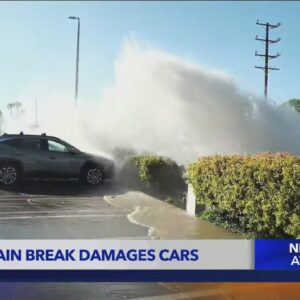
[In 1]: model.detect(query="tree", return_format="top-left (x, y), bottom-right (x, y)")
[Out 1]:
top-left (6, 101), bottom-right (23, 117)
top-left (282, 99), bottom-right (300, 113)
top-left (14, 101), bottom-right (22, 115)
top-left (7, 103), bottom-right (13, 116)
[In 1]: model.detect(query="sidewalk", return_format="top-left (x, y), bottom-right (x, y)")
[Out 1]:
top-left (105, 191), bottom-right (242, 239)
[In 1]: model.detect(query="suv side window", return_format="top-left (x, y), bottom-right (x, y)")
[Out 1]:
top-left (0, 138), bottom-right (21, 148)
top-left (20, 138), bottom-right (42, 151)
top-left (48, 140), bottom-right (71, 153)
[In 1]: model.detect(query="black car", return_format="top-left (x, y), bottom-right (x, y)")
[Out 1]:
top-left (0, 132), bottom-right (114, 186)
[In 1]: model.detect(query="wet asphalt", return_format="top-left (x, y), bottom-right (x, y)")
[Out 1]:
top-left (0, 181), bottom-right (177, 300)
top-left (0, 195), bottom-right (147, 239)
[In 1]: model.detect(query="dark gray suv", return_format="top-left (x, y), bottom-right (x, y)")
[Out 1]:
top-left (0, 133), bottom-right (114, 186)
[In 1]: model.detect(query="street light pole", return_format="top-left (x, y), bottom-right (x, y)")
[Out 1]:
top-left (68, 16), bottom-right (80, 105)
top-left (35, 98), bottom-right (38, 127)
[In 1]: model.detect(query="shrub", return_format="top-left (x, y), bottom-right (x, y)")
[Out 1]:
top-left (120, 155), bottom-right (186, 206)
top-left (187, 153), bottom-right (300, 238)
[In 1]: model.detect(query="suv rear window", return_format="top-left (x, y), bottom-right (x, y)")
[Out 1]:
top-left (0, 138), bottom-right (20, 148)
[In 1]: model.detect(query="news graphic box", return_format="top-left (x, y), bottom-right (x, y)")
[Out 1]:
top-left (255, 240), bottom-right (300, 270)
top-left (0, 240), bottom-right (252, 270)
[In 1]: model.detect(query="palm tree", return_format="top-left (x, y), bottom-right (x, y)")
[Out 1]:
top-left (14, 101), bottom-right (22, 115)
top-left (7, 101), bottom-right (23, 117)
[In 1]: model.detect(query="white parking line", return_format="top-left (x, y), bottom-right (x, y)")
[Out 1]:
top-left (27, 199), bottom-right (110, 205)
top-left (0, 196), bottom-right (33, 199)
top-left (102, 236), bottom-right (148, 240)
top-left (0, 209), bottom-right (129, 214)
top-left (27, 197), bottom-right (105, 201)
top-left (0, 214), bottom-right (124, 220)
top-left (131, 289), bottom-right (224, 300)
top-left (0, 196), bottom-right (104, 201)
top-left (0, 203), bottom-right (32, 205)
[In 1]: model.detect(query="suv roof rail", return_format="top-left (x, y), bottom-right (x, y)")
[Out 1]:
top-left (41, 133), bottom-right (46, 136)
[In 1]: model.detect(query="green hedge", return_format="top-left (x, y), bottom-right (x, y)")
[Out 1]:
top-left (187, 153), bottom-right (300, 238)
top-left (120, 155), bottom-right (186, 206)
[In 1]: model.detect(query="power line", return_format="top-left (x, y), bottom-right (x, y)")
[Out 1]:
top-left (255, 20), bottom-right (281, 100)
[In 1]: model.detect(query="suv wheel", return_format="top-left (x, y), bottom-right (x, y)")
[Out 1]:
top-left (81, 166), bottom-right (103, 185)
top-left (0, 163), bottom-right (19, 186)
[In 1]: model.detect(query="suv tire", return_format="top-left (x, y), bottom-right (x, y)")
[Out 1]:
top-left (80, 165), bottom-right (103, 186)
top-left (0, 162), bottom-right (19, 186)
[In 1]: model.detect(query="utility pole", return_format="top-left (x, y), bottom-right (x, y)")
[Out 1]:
top-left (255, 20), bottom-right (281, 100)
top-left (68, 16), bottom-right (80, 105)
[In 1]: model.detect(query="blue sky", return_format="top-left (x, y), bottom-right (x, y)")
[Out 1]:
top-left (0, 1), bottom-right (299, 110)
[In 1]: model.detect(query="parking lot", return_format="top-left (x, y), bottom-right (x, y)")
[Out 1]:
top-left (0, 182), bottom-right (182, 299)
top-left (0, 194), bottom-right (147, 240)
top-left (0, 181), bottom-right (232, 299)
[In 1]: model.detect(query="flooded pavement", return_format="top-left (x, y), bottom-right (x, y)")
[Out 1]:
top-left (0, 181), bottom-right (241, 239)
top-left (0, 283), bottom-right (176, 300)
top-left (0, 282), bottom-right (233, 300)
top-left (106, 191), bottom-right (241, 239)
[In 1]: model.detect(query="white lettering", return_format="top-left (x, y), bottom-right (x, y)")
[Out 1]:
top-left (289, 243), bottom-right (299, 253)
top-left (291, 255), bottom-right (300, 266)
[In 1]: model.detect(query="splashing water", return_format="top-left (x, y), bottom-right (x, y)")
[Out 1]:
top-left (2, 39), bottom-right (300, 164)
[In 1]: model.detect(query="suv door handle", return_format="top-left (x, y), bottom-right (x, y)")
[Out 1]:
top-left (50, 156), bottom-right (57, 160)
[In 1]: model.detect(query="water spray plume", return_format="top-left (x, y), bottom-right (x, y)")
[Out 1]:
top-left (3, 38), bottom-right (300, 164)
